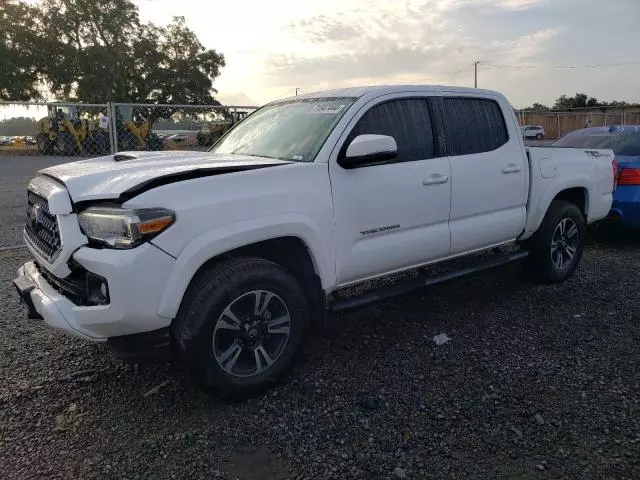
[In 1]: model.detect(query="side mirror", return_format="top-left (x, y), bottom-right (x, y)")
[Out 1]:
top-left (338, 134), bottom-right (398, 168)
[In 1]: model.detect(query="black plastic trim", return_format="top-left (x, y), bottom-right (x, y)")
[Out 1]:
top-left (107, 327), bottom-right (172, 363)
top-left (331, 251), bottom-right (529, 313)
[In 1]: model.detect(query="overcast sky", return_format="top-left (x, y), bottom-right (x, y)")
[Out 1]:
top-left (135, 0), bottom-right (640, 107)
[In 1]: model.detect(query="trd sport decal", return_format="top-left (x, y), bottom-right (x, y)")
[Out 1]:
top-left (360, 224), bottom-right (400, 236)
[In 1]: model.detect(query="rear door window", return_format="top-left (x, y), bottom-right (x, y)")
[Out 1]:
top-left (441, 98), bottom-right (509, 156)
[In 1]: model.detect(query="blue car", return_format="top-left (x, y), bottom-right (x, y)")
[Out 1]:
top-left (552, 125), bottom-right (640, 228)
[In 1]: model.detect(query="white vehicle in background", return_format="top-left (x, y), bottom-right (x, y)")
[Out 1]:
top-left (14, 85), bottom-right (615, 400)
top-left (521, 125), bottom-right (546, 139)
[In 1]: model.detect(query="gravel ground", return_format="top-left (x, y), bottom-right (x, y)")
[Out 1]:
top-left (1, 225), bottom-right (639, 479)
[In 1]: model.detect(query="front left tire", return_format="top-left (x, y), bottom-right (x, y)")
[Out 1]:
top-left (171, 257), bottom-right (309, 401)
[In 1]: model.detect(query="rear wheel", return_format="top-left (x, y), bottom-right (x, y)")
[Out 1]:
top-left (524, 200), bottom-right (585, 284)
top-left (536, 133), bottom-right (544, 140)
top-left (118, 130), bottom-right (139, 151)
top-left (145, 133), bottom-right (164, 151)
top-left (171, 257), bottom-right (309, 401)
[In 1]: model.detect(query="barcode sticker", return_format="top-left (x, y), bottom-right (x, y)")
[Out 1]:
top-left (311, 104), bottom-right (345, 114)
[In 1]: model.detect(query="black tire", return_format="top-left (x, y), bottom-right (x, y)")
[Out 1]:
top-left (55, 132), bottom-right (78, 155)
top-left (146, 133), bottom-right (164, 151)
top-left (536, 133), bottom-right (544, 140)
top-left (118, 130), bottom-right (139, 151)
top-left (84, 131), bottom-right (109, 155)
top-left (36, 133), bottom-right (54, 155)
top-left (171, 257), bottom-right (309, 401)
top-left (523, 200), bottom-right (585, 284)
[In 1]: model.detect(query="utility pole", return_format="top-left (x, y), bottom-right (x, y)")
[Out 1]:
top-left (474, 61), bottom-right (480, 88)
top-left (295, 88), bottom-right (300, 96)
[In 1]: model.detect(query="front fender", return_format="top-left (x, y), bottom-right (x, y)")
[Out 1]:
top-left (156, 214), bottom-right (333, 319)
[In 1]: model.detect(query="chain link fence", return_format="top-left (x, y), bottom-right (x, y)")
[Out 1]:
top-left (110, 103), bottom-right (258, 154)
top-left (0, 101), bottom-right (258, 157)
top-left (516, 107), bottom-right (640, 139)
top-left (0, 101), bottom-right (110, 156)
top-left (2, 100), bottom-right (639, 156)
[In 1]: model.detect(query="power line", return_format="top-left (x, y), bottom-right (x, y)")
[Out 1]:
top-left (446, 65), bottom-right (471, 78)
top-left (483, 60), bottom-right (640, 70)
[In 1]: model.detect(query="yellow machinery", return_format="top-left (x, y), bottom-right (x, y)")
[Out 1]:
top-left (116, 106), bottom-right (163, 151)
top-left (195, 110), bottom-right (249, 147)
top-left (36, 105), bottom-right (108, 155)
top-left (196, 121), bottom-right (233, 146)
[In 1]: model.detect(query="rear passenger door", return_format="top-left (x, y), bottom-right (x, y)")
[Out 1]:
top-left (440, 95), bottom-right (527, 254)
top-left (329, 95), bottom-right (452, 285)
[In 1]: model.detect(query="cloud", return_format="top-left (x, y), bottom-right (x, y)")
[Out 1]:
top-left (434, 0), bottom-right (548, 12)
top-left (215, 91), bottom-right (257, 106)
top-left (265, 1), bottom-right (561, 92)
top-left (493, 0), bottom-right (548, 10)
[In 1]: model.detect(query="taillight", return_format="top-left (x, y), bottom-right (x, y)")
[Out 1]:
top-left (613, 159), bottom-right (619, 189)
top-left (618, 167), bottom-right (640, 186)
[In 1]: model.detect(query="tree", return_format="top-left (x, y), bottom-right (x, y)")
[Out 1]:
top-left (526, 103), bottom-right (550, 111)
top-left (0, 1), bottom-right (45, 100)
top-left (0, 0), bottom-right (226, 105)
top-left (0, 116), bottom-right (38, 135)
top-left (553, 93), bottom-right (600, 110)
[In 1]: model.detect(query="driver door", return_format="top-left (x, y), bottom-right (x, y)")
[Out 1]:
top-left (328, 95), bottom-right (452, 285)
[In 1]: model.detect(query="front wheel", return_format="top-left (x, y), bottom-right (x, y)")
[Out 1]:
top-left (171, 257), bottom-right (309, 400)
top-left (536, 133), bottom-right (544, 140)
top-left (36, 133), bottom-right (54, 155)
top-left (55, 132), bottom-right (79, 155)
top-left (523, 200), bottom-right (586, 284)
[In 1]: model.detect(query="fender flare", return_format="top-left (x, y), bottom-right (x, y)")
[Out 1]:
top-left (521, 179), bottom-right (591, 240)
top-left (156, 214), bottom-right (333, 319)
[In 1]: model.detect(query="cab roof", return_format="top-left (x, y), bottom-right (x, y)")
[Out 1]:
top-left (274, 85), bottom-right (504, 104)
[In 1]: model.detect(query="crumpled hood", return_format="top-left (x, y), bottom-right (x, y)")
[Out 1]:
top-left (39, 151), bottom-right (290, 202)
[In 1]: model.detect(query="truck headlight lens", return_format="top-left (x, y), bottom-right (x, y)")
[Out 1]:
top-left (78, 207), bottom-right (175, 249)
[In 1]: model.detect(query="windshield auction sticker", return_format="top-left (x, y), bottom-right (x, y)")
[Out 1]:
top-left (311, 104), bottom-right (346, 114)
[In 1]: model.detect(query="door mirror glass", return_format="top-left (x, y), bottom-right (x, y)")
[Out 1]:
top-left (339, 134), bottom-right (397, 168)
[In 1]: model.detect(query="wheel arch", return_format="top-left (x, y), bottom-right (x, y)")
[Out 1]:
top-left (553, 187), bottom-right (588, 218)
top-left (158, 235), bottom-right (328, 323)
top-left (521, 183), bottom-right (590, 241)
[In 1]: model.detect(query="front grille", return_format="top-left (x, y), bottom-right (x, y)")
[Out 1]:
top-left (25, 191), bottom-right (62, 261)
top-left (34, 261), bottom-right (88, 306)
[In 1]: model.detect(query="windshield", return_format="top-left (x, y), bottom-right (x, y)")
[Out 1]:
top-left (211, 97), bottom-right (356, 162)
top-left (551, 130), bottom-right (640, 156)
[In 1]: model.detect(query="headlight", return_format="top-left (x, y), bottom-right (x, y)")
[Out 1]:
top-left (78, 207), bottom-right (175, 249)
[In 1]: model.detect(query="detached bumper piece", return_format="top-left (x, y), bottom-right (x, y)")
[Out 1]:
top-left (13, 275), bottom-right (42, 320)
top-left (107, 327), bottom-right (172, 363)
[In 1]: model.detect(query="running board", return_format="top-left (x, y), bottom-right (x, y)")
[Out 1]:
top-left (330, 250), bottom-right (529, 313)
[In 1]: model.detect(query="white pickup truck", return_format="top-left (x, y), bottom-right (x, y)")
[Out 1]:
top-left (14, 85), bottom-right (615, 399)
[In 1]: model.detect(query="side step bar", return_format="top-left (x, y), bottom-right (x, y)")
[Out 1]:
top-left (330, 250), bottom-right (529, 313)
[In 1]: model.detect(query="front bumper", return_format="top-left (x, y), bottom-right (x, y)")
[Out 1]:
top-left (13, 243), bottom-right (176, 342)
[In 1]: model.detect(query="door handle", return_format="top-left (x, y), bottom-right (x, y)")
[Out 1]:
top-left (422, 174), bottom-right (449, 186)
top-left (502, 164), bottom-right (522, 174)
